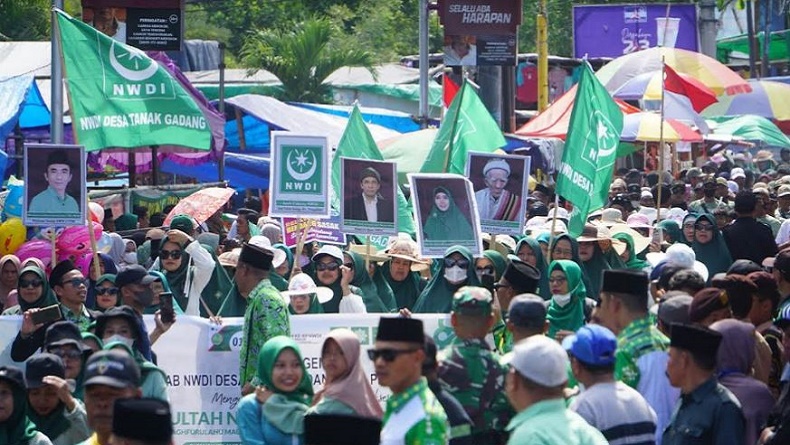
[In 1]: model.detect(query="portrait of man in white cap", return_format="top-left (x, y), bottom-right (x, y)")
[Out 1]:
top-left (474, 157), bottom-right (522, 222)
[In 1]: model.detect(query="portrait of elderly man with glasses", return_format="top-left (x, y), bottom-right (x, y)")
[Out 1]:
top-left (474, 158), bottom-right (521, 222)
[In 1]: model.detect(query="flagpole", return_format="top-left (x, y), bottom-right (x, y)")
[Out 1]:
top-left (656, 58), bottom-right (666, 224)
top-left (547, 193), bottom-right (560, 263)
top-left (51, 2), bottom-right (64, 144)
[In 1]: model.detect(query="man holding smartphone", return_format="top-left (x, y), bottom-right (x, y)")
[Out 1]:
top-left (116, 265), bottom-right (173, 361)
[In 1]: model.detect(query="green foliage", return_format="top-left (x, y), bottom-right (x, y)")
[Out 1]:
top-left (240, 18), bottom-right (375, 103)
top-left (0, 0), bottom-right (50, 41)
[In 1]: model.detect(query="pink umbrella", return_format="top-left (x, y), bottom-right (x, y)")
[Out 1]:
top-left (164, 187), bottom-right (235, 226)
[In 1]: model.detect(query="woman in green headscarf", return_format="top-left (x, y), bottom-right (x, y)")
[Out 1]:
top-left (545, 260), bottom-right (587, 339)
top-left (235, 336), bottom-right (313, 445)
top-left (613, 232), bottom-right (651, 271)
top-left (550, 234), bottom-right (596, 301)
top-left (273, 244), bottom-right (294, 281)
top-left (657, 219), bottom-right (684, 245)
top-left (477, 250), bottom-right (507, 281)
top-left (343, 251), bottom-right (396, 313)
top-left (515, 237), bottom-right (550, 299)
top-left (691, 213), bottom-right (733, 280)
top-left (380, 238), bottom-right (429, 311)
top-left (422, 187), bottom-right (474, 242)
top-left (681, 213), bottom-right (697, 245)
top-left (535, 232), bottom-right (552, 266)
top-left (0, 365), bottom-right (50, 445)
top-left (577, 231), bottom-right (612, 298)
top-left (5, 266), bottom-right (60, 363)
top-left (413, 245), bottom-right (481, 313)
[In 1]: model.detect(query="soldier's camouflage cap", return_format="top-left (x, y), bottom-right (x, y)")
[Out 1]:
top-left (452, 286), bottom-right (492, 315)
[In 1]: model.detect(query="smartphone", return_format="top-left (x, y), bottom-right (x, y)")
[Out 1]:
top-left (31, 304), bottom-right (63, 325)
top-left (159, 292), bottom-right (175, 324)
top-left (652, 227), bottom-right (664, 245)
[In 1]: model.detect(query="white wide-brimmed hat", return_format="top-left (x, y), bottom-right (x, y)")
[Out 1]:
top-left (248, 235), bottom-right (286, 268)
top-left (281, 273), bottom-right (333, 303)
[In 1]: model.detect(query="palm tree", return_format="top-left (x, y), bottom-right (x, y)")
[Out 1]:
top-left (240, 18), bottom-right (375, 103)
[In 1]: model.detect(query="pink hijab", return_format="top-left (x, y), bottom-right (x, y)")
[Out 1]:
top-left (314, 328), bottom-right (383, 419)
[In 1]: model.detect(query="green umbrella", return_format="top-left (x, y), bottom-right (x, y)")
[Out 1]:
top-left (707, 115), bottom-right (790, 149)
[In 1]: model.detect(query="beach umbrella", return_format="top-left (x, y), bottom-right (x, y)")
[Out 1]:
top-left (702, 80), bottom-right (790, 121)
top-left (621, 112), bottom-right (702, 143)
top-left (596, 47), bottom-right (751, 96)
top-left (612, 69), bottom-right (717, 104)
top-left (707, 115), bottom-right (790, 149)
top-left (163, 187), bottom-right (236, 226)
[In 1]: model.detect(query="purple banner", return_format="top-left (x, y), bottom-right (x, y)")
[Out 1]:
top-left (573, 3), bottom-right (698, 58)
top-left (281, 214), bottom-right (346, 248)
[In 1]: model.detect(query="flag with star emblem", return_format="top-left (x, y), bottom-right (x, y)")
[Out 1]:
top-left (332, 105), bottom-right (416, 236)
top-left (556, 62), bottom-right (623, 237)
top-left (54, 10), bottom-right (211, 152)
top-left (420, 81), bottom-right (506, 174)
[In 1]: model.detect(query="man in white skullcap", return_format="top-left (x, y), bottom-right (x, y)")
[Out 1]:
top-left (475, 158), bottom-right (521, 221)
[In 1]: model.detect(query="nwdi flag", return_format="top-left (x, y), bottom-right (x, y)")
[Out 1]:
top-left (54, 10), bottom-right (211, 152)
top-left (556, 63), bottom-right (623, 236)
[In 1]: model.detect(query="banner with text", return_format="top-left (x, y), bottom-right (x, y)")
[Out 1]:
top-left (573, 3), bottom-right (699, 58)
top-left (438, 0), bottom-right (523, 66)
top-left (0, 314), bottom-right (451, 445)
top-left (81, 0), bottom-right (184, 51)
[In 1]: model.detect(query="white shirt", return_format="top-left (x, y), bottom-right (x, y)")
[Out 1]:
top-left (364, 196), bottom-right (378, 222)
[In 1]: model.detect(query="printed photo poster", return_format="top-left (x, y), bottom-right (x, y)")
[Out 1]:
top-left (23, 144), bottom-right (87, 227)
top-left (340, 157), bottom-right (398, 236)
top-left (269, 133), bottom-right (330, 219)
top-left (408, 173), bottom-right (482, 258)
top-left (467, 152), bottom-right (531, 236)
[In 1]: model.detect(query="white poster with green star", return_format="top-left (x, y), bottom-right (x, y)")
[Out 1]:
top-left (269, 133), bottom-right (331, 218)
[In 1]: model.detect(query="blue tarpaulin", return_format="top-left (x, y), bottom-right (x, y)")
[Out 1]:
top-left (161, 152), bottom-right (270, 190)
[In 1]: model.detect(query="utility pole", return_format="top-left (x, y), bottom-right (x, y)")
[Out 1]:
top-left (51, 0), bottom-right (64, 144)
top-left (537, 0), bottom-right (548, 112)
top-left (419, 0), bottom-right (430, 128)
top-left (698, 0), bottom-right (718, 58)
top-left (746, 0), bottom-right (758, 76)
top-left (762, 0), bottom-right (774, 77)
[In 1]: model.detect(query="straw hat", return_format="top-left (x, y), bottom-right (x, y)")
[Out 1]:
top-left (577, 223), bottom-right (626, 256)
top-left (218, 248), bottom-right (241, 268)
top-left (347, 244), bottom-right (390, 263)
top-left (481, 233), bottom-right (516, 256)
top-left (609, 224), bottom-right (651, 255)
top-left (383, 237), bottom-right (430, 272)
top-left (281, 273), bottom-right (333, 303)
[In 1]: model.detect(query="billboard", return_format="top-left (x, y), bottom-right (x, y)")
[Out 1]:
top-left (438, 0), bottom-right (522, 66)
top-left (573, 3), bottom-right (699, 58)
top-left (82, 0), bottom-right (184, 51)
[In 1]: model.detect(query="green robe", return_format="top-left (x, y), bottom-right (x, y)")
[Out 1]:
top-left (381, 262), bottom-right (426, 311)
top-left (546, 260), bottom-right (586, 338)
top-left (515, 237), bottom-right (550, 300)
top-left (413, 245), bottom-right (482, 313)
top-left (692, 213), bottom-right (733, 281)
top-left (346, 251), bottom-right (396, 313)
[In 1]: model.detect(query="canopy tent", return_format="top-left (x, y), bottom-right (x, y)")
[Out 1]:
top-left (160, 152), bottom-right (270, 190)
top-left (292, 103), bottom-right (424, 133)
top-left (717, 29), bottom-right (790, 65)
top-left (514, 85), bottom-right (641, 140)
top-left (223, 94), bottom-right (401, 152)
top-left (707, 115), bottom-right (790, 149)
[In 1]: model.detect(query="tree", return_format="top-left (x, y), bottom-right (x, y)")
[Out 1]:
top-left (0, 0), bottom-right (50, 41)
top-left (240, 18), bottom-right (375, 103)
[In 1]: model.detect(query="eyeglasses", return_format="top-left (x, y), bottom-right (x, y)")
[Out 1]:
top-left (548, 277), bottom-right (567, 284)
top-left (444, 258), bottom-right (470, 269)
top-left (694, 224), bottom-right (714, 232)
top-left (159, 249), bottom-right (183, 260)
top-left (62, 278), bottom-right (88, 288)
top-left (48, 348), bottom-right (82, 360)
top-left (315, 262), bottom-right (340, 272)
top-left (343, 263), bottom-right (354, 269)
top-left (476, 266), bottom-right (494, 275)
top-left (367, 348), bottom-right (419, 362)
top-left (19, 279), bottom-right (43, 289)
top-left (96, 287), bottom-right (119, 296)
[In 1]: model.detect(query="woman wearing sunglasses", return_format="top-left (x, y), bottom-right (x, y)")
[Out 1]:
top-left (76, 253), bottom-right (117, 311)
top-left (153, 229), bottom-right (219, 317)
top-left (308, 328), bottom-right (382, 418)
top-left (308, 246), bottom-right (366, 314)
top-left (413, 245), bottom-right (481, 313)
top-left (93, 274), bottom-right (119, 311)
top-left (3, 266), bottom-right (61, 364)
top-left (691, 214), bottom-right (733, 281)
top-left (236, 336), bottom-right (314, 445)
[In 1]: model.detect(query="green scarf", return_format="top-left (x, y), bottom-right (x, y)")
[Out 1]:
top-left (160, 241), bottom-right (232, 317)
top-left (1, 376), bottom-right (39, 445)
top-left (257, 337), bottom-right (313, 434)
top-left (482, 250), bottom-right (507, 280)
top-left (602, 245), bottom-right (627, 269)
top-left (516, 238), bottom-right (550, 300)
top-left (27, 401), bottom-right (69, 442)
top-left (550, 234), bottom-right (596, 301)
top-left (102, 341), bottom-right (167, 388)
top-left (546, 260), bottom-right (586, 338)
top-left (273, 244), bottom-right (294, 280)
top-left (144, 270), bottom-right (185, 315)
top-left (346, 251), bottom-right (395, 313)
top-left (613, 233), bottom-right (650, 270)
top-left (657, 219), bottom-right (684, 245)
top-left (581, 244), bottom-right (611, 297)
top-left (691, 214), bottom-right (733, 280)
top-left (270, 272), bottom-right (289, 292)
top-left (380, 262), bottom-right (425, 310)
top-left (422, 186), bottom-right (475, 242)
top-left (217, 283), bottom-right (248, 317)
top-left (413, 245), bottom-right (481, 313)
top-left (288, 293), bottom-right (324, 314)
top-left (17, 266), bottom-right (58, 312)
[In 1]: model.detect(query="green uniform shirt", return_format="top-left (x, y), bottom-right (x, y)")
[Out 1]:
top-left (615, 316), bottom-right (669, 388)
top-left (505, 399), bottom-right (607, 445)
top-left (381, 377), bottom-right (448, 445)
top-left (29, 187), bottom-right (79, 215)
top-left (688, 198), bottom-right (729, 216)
top-left (662, 378), bottom-right (745, 445)
top-left (492, 319), bottom-right (513, 355)
top-left (438, 337), bottom-right (513, 441)
top-left (239, 279), bottom-right (290, 386)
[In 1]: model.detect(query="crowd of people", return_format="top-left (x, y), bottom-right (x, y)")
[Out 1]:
top-left (5, 149), bottom-right (790, 444)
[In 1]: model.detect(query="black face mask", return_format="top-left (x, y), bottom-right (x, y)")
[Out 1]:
top-left (704, 188), bottom-right (716, 198)
top-left (135, 287), bottom-right (155, 307)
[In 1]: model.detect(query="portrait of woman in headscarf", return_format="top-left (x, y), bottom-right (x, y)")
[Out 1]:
top-left (422, 186), bottom-right (474, 242)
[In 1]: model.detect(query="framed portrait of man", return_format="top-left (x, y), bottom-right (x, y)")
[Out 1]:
top-left (467, 153), bottom-right (531, 236)
top-left (23, 144), bottom-right (87, 227)
top-left (340, 158), bottom-right (398, 236)
top-left (408, 173), bottom-right (482, 258)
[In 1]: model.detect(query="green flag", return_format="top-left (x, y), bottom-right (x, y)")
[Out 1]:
top-left (420, 81), bottom-right (506, 174)
top-left (54, 10), bottom-right (211, 151)
top-left (332, 105), bottom-right (415, 236)
top-left (556, 63), bottom-right (623, 236)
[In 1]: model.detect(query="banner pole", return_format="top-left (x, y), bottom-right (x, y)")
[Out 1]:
top-left (365, 237), bottom-right (372, 274)
top-left (292, 218), bottom-right (308, 277)
top-left (50, 233), bottom-right (57, 271)
top-left (656, 58), bottom-right (666, 223)
top-left (547, 193), bottom-right (560, 263)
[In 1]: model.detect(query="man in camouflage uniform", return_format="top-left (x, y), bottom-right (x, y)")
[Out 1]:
top-left (438, 286), bottom-right (513, 445)
top-left (688, 177), bottom-right (730, 215)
